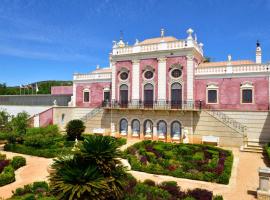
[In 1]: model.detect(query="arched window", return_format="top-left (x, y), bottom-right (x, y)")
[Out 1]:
top-left (143, 119), bottom-right (153, 138)
top-left (144, 83), bottom-right (154, 108)
top-left (131, 119), bottom-right (140, 137)
top-left (157, 120), bottom-right (167, 139)
top-left (119, 84), bottom-right (128, 107)
top-left (171, 83), bottom-right (182, 108)
top-left (171, 121), bottom-right (181, 140)
top-left (119, 118), bottom-right (128, 136)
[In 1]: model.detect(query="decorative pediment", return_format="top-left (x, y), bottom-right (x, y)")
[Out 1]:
top-left (169, 63), bottom-right (183, 71)
top-left (207, 82), bottom-right (219, 89)
top-left (240, 81), bottom-right (253, 88)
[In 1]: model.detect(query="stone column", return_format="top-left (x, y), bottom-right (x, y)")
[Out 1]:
top-left (132, 59), bottom-right (140, 105)
top-left (157, 57), bottom-right (167, 104)
top-left (186, 55), bottom-right (194, 105)
top-left (257, 167), bottom-right (270, 200)
top-left (128, 124), bottom-right (132, 138)
top-left (153, 125), bottom-right (157, 140)
top-left (111, 62), bottom-right (116, 102)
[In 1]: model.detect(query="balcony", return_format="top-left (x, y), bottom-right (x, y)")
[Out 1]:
top-left (102, 100), bottom-right (203, 111)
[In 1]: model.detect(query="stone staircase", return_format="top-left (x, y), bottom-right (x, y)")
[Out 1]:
top-left (80, 107), bottom-right (103, 122)
top-left (240, 138), bottom-right (266, 153)
top-left (73, 108), bottom-right (94, 119)
top-left (206, 110), bottom-right (247, 136)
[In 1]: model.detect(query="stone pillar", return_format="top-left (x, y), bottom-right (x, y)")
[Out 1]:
top-left (157, 57), bottom-right (167, 104)
top-left (111, 62), bottom-right (116, 102)
top-left (111, 122), bottom-right (115, 137)
top-left (153, 125), bottom-right (157, 140)
top-left (186, 55), bottom-right (194, 105)
top-left (132, 60), bottom-right (140, 105)
top-left (128, 124), bottom-right (132, 138)
top-left (257, 167), bottom-right (270, 200)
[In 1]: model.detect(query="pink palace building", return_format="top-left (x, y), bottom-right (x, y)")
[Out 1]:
top-left (40, 28), bottom-right (270, 148)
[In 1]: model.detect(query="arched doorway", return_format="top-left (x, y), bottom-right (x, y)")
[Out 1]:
top-left (157, 120), bottom-right (167, 139)
top-left (119, 84), bottom-right (128, 107)
top-left (144, 83), bottom-right (154, 108)
top-left (171, 83), bottom-right (182, 109)
top-left (171, 121), bottom-right (181, 140)
top-left (131, 119), bottom-right (140, 137)
top-left (119, 118), bottom-right (128, 136)
top-left (143, 119), bottom-right (153, 138)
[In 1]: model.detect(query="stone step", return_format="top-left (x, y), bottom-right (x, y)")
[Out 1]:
top-left (240, 145), bottom-right (264, 153)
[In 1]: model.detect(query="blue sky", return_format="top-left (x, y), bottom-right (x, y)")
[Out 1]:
top-left (0, 0), bottom-right (270, 86)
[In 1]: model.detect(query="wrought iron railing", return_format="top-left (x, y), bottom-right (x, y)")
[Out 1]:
top-left (102, 100), bottom-right (203, 110)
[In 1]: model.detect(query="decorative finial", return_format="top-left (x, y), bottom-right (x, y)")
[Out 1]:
top-left (228, 54), bottom-right (232, 62)
top-left (135, 39), bottom-right (139, 45)
top-left (161, 28), bottom-right (165, 37)
top-left (187, 28), bottom-right (194, 37)
top-left (96, 65), bottom-right (100, 69)
top-left (194, 34), bottom-right (197, 42)
top-left (256, 40), bottom-right (260, 47)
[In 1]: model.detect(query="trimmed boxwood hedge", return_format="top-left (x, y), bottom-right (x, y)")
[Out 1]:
top-left (0, 155), bottom-right (26, 186)
top-left (124, 141), bottom-right (233, 184)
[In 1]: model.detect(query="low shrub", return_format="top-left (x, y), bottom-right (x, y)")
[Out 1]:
top-left (11, 156), bottom-right (26, 170)
top-left (116, 137), bottom-right (127, 147)
top-left (66, 119), bottom-right (85, 140)
top-left (143, 179), bottom-right (156, 186)
top-left (4, 144), bottom-right (70, 158)
top-left (0, 165), bottom-right (15, 186)
top-left (213, 195), bottom-right (224, 200)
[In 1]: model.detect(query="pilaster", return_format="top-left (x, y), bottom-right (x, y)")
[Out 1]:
top-left (111, 62), bottom-right (116, 101)
top-left (157, 57), bottom-right (167, 103)
top-left (132, 59), bottom-right (140, 104)
top-left (186, 55), bottom-right (194, 102)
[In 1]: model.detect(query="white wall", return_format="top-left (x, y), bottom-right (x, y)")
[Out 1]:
top-left (0, 105), bottom-right (50, 117)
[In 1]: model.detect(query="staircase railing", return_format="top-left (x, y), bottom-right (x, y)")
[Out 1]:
top-left (206, 110), bottom-right (247, 136)
top-left (80, 106), bottom-right (103, 122)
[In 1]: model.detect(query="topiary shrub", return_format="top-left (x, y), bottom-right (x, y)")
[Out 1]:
top-left (11, 156), bottom-right (26, 170)
top-left (143, 179), bottom-right (156, 186)
top-left (213, 195), bottom-right (224, 200)
top-left (66, 120), bottom-right (85, 140)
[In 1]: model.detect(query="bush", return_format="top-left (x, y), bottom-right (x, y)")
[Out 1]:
top-left (66, 120), bottom-right (85, 140)
top-left (11, 156), bottom-right (26, 170)
top-left (213, 195), bottom-right (224, 200)
top-left (0, 165), bottom-right (15, 186)
top-left (143, 179), bottom-right (156, 186)
top-left (10, 112), bottom-right (30, 135)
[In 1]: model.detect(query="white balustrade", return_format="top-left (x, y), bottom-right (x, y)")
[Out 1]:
top-left (74, 73), bottom-right (111, 81)
top-left (112, 40), bottom-right (203, 55)
top-left (195, 64), bottom-right (270, 76)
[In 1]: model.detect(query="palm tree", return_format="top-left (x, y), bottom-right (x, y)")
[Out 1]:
top-left (49, 135), bottom-right (127, 200)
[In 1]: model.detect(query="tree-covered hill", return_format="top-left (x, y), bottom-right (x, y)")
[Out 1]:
top-left (0, 81), bottom-right (72, 95)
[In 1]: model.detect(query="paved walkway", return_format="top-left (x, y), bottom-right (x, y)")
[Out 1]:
top-left (0, 151), bottom-right (53, 199)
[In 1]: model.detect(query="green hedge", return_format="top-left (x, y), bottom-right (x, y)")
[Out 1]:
top-left (11, 156), bottom-right (26, 170)
top-left (4, 144), bottom-right (71, 158)
top-left (0, 155), bottom-right (26, 186)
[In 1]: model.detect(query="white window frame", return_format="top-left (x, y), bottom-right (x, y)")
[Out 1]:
top-left (206, 83), bottom-right (219, 104)
top-left (83, 88), bottom-right (90, 103)
top-left (240, 82), bottom-right (254, 104)
top-left (103, 87), bottom-right (111, 102)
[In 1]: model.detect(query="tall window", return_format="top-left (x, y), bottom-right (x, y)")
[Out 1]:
top-left (144, 119), bottom-right (153, 136)
top-left (206, 83), bottom-right (218, 104)
top-left (241, 82), bottom-right (254, 104)
top-left (83, 89), bottom-right (90, 102)
top-left (208, 90), bottom-right (217, 103)
top-left (242, 89), bottom-right (253, 103)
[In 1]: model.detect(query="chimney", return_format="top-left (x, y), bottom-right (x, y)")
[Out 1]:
top-left (256, 40), bottom-right (262, 64)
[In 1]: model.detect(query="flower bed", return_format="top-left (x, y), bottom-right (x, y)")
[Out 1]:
top-left (124, 140), bottom-right (233, 184)
top-left (0, 153), bottom-right (26, 186)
